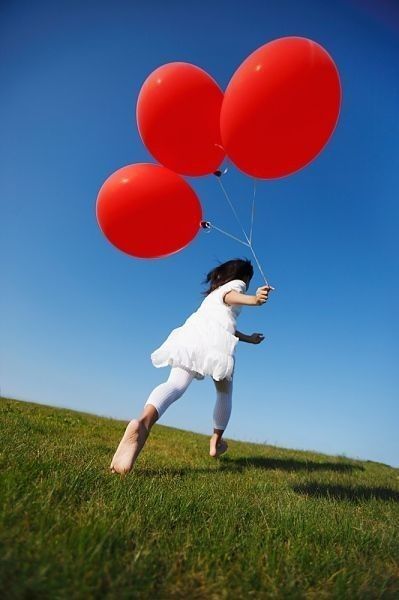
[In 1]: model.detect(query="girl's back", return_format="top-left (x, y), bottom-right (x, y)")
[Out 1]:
top-left (194, 279), bottom-right (247, 334)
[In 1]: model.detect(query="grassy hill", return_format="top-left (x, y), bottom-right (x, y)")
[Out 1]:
top-left (1, 397), bottom-right (398, 599)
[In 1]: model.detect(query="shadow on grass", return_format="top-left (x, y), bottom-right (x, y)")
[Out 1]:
top-left (138, 455), bottom-right (364, 476)
top-left (292, 482), bottom-right (399, 502)
top-left (223, 456), bottom-right (364, 473)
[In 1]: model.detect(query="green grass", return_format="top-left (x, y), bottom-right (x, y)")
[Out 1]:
top-left (1, 397), bottom-right (398, 599)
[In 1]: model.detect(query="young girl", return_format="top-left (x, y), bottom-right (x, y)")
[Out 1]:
top-left (110, 258), bottom-right (272, 474)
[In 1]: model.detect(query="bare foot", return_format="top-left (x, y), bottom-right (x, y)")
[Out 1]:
top-left (110, 419), bottom-right (148, 474)
top-left (209, 435), bottom-right (228, 458)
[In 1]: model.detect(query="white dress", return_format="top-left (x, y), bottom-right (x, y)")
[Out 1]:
top-left (151, 279), bottom-right (247, 381)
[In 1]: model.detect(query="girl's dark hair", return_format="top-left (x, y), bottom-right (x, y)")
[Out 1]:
top-left (201, 258), bottom-right (254, 296)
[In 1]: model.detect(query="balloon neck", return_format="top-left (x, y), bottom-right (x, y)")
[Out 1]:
top-left (200, 220), bottom-right (211, 229)
top-left (213, 170), bottom-right (222, 178)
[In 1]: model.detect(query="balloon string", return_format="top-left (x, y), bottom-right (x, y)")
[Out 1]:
top-left (214, 175), bottom-right (270, 287)
top-left (248, 239), bottom-right (270, 287)
top-left (216, 177), bottom-right (251, 245)
top-left (206, 222), bottom-right (250, 247)
top-left (249, 178), bottom-right (256, 245)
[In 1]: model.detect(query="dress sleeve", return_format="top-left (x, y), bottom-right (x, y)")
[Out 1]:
top-left (220, 279), bottom-right (246, 306)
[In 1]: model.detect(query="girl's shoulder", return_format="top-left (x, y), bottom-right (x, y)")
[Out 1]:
top-left (213, 279), bottom-right (247, 296)
top-left (201, 279), bottom-right (246, 302)
top-left (219, 279), bottom-right (246, 289)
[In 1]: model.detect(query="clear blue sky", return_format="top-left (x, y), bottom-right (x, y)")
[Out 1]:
top-left (1, 0), bottom-right (398, 467)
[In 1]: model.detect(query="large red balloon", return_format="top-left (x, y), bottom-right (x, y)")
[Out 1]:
top-left (136, 62), bottom-right (225, 176)
top-left (220, 37), bottom-right (342, 179)
top-left (96, 163), bottom-right (202, 259)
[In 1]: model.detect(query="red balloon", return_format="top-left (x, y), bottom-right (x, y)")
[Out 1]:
top-left (220, 37), bottom-right (342, 179)
top-left (136, 62), bottom-right (225, 176)
top-left (96, 163), bottom-right (202, 259)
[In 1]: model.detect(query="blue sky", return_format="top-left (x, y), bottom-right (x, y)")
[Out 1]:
top-left (1, 0), bottom-right (398, 467)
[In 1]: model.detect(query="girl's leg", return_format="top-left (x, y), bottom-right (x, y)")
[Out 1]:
top-left (110, 366), bottom-right (195, 474)
top-left (210, 376), bottom-right (233, 457)
top-left (144, 365), bottom-right (195, 419)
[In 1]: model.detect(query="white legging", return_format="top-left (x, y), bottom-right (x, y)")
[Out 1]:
top-left (144, 366), bottom-right (233, 430)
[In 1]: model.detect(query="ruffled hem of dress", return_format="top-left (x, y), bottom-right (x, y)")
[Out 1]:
top-left (151, 346), bottom-right (234, 381)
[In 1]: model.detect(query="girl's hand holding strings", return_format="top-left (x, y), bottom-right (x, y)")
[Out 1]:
top-left (254, 285), bottom-right (275, 305)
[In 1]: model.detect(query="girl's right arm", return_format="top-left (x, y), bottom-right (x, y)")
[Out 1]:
top-left (223, 285), bottom-right (272, 307)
